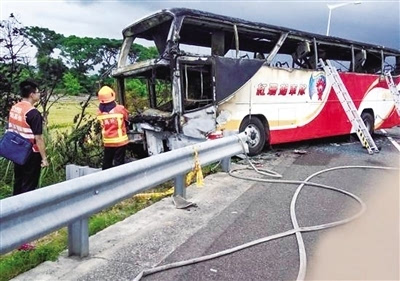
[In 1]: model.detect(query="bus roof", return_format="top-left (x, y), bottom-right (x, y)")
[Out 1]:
top-left (122, 8), bottom-right (400, 57)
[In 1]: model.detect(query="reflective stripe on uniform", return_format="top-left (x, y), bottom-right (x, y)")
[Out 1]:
top-left (97, 113), bottom-right (124, 120)
top-left (103, 135), bottom-right (129, 144)
top-left (8, 101), bottom-right (39, 152)
top-left (97, 110), bottom-right (128, 147)
top-left (7, 123), bottom-right (33, 133)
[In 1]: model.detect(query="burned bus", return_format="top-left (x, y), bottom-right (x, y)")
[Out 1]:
top-left (112, 8), bottom-right (400, 156)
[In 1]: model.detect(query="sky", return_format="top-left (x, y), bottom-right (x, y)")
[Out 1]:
top-left (1, 0), bottom-right (399, 50)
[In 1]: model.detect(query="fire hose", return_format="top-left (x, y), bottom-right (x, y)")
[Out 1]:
top-left (132, 138), bottom-right (398, 281)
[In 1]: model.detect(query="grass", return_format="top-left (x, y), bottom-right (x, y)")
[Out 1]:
top-left (47, 97), bottom-right (98, 130)
top-left (0, 191), bottom-right (172, 281)
top-left (0, 159), bottom-right (13, 199)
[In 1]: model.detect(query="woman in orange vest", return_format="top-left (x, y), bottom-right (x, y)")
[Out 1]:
top-left (97, 86), bottom-right (129, 170)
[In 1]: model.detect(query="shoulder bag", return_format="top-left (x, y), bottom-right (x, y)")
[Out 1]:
top-left (0, 131), bottom-right (33, 165)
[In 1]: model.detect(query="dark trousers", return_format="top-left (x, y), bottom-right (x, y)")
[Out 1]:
top-left (13, 152), bottom-right (42, 196)
top-left (102, 146), bottom-right (126, 170)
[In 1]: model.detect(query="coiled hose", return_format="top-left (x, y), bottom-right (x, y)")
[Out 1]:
top-left (132, 139), bottom-right (398, 281)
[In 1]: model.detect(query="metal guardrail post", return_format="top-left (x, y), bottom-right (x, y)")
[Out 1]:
top-left (66, 164), bottom-right (101, 180)
top-left (65, 164), bottom-right (100, 257)
top-left (68, 218), bottom-right (89, 257)
top-left (174, 174), bottom-right (186, 198)
top-left (221, 157), bottom-right (231, 172)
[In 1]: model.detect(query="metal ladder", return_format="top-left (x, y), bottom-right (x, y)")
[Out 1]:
top-left (384, 71), bottom-right (400, 116)
top-left (319, 59), bottom-right (379, 154)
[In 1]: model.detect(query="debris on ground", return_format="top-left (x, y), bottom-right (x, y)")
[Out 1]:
top-left (172, 195), bottom-right (197, 209)
top-left (235, 154), bottom-right (246, 160)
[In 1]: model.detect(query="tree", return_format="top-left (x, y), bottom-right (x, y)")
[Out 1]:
top-left (60, 35), bottom-right (102, 73)
top-left (96, 38), bottom-right (120, 75)
top-left (24, 26), bottom-right (68, 124)
top-left (0, 13), bottom-right (32, 122)
top-left (35, 56), bottom-right (68, 124)
top-left (23, 26), bottom-right (63, 58)
top-left (131, 44), bottom-right (158, 62)
top-left (59, 35), bottom-right (104, 94)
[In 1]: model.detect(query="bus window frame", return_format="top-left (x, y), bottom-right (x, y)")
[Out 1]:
top-left (177, 57), bottom-right (215, 113)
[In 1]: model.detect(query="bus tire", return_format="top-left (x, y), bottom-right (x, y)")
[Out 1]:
top-left (239, 117), bottom-right (266, 156)
top-left (361, 111), bottom-right (374, 135)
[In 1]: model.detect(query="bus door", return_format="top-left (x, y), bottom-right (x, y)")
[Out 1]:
top-left (178, 58), bottom-right (216, 139)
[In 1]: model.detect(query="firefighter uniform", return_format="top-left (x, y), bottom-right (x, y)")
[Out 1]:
top-left (97, 86), bottom-right (129, 170)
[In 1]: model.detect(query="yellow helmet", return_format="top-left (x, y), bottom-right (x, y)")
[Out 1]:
top-left (98, 86), bottom-right (116, 104)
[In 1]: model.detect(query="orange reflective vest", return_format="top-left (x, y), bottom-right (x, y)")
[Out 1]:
top-left (8, 101), bottom-right (39, 152)
top-left (97, 105), bottom-right (129, 147)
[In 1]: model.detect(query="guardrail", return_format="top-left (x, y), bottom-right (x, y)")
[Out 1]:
top-left (0, 133), bottom-right (248, 257)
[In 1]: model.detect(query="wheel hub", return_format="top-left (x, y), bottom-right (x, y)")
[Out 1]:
top-left (245, 125), bottom-right (260, 147)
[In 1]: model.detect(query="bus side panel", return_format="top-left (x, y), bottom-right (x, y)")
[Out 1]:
top-left (343, 73), bottom-right (400, 130)
top-left (270, 73), bottom-right (400, 144)
top-left (218, 68), bottom-right (399, 145)
top-left (218, 67), bottom-right (333, 142)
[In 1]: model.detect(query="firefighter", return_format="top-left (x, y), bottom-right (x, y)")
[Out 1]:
top-left (97, 86), bottom-right (129, 170)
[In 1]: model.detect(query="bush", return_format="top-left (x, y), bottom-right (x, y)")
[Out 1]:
top-left (62, 72), bottom-right (82, 96)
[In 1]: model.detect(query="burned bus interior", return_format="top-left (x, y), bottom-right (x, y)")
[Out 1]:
top-left (181, 62), bottom-right (213, 111)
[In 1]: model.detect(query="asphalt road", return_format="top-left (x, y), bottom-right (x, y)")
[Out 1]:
top-left (14, 128), bottom-right (400, 281)
top-left (144, 128), bottom-right (400, 281)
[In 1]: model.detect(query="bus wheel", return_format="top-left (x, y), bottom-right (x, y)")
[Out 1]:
top-left (239, 117), bottom-right (266, 156)
top-left (361, 112), bottom-right (374, 135)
